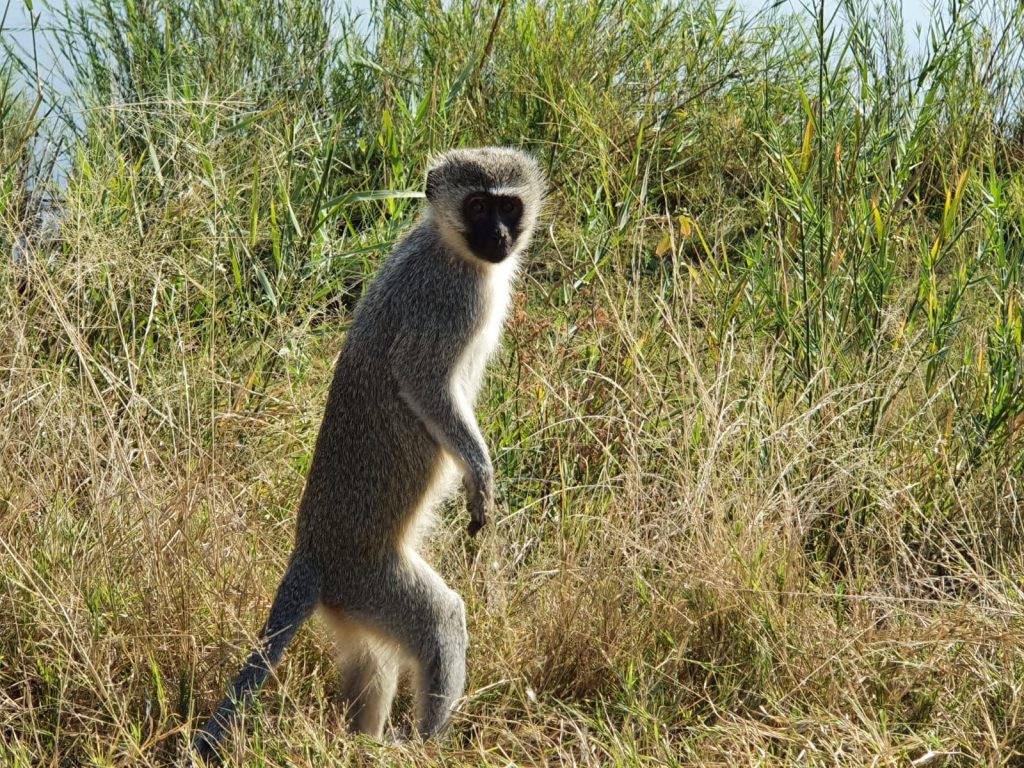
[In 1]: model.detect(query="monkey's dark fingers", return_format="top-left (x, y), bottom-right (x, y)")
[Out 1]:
top-left (467, 497), bottom-right (487, 535)
top-left (467, 515), bottom-right (486, 536)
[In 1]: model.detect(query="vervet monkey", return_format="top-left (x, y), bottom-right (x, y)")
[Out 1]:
top-left (193, 146), bottom-right (545, 760)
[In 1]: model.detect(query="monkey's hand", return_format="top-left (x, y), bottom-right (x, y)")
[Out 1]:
top-left (464, 468), bottom-right (494, 536)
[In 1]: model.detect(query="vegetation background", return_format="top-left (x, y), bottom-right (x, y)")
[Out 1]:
top-left (2, 0), bottom-right (1023, 764)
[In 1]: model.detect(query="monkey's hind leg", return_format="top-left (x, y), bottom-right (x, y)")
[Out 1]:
top-left (193, 553), bottom-right (321, 762)
top-left (360, 551), bottom-right (468, 739)
top-left (324, 611), bottom-right (402, 738)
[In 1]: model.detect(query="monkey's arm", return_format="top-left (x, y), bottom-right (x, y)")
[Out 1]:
top-left (392, 337), bottom-right (494, 535)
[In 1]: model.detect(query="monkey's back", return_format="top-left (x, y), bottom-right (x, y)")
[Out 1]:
top-left (294, 224), bottom-right (481, 564)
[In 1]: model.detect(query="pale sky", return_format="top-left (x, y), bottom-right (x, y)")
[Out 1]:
top-left (742, 0), bottom-right (938, 45)
top-left (0, 0), bottom-right (952, 98)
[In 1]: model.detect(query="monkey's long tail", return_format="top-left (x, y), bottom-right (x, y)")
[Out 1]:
top-left (192, 553), bottom-right (321, 763)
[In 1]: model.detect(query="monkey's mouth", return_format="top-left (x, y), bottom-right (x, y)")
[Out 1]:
top-left (467, 232), bottom-right (514, 264)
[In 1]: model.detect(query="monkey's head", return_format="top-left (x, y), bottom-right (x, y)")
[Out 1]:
top-left (425, 147), bottom-right (546, 265)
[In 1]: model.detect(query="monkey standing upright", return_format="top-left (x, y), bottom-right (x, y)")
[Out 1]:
top-left (193, 147), bottom-right (546, 759)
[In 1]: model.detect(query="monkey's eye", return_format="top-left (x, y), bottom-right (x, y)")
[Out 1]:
top-left (465, 195), bottom-right (489, 219)
top-left (498, 198), bottom-right (522, 217)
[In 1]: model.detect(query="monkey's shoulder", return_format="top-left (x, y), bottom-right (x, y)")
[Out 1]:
top-left (374, 239), bottom-right (490, 327)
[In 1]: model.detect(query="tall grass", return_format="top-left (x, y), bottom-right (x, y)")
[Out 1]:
top-left (2, 0), bottom-right (1023, 765)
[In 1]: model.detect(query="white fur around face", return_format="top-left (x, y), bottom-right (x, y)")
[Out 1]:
top-left (433, 212), bottom-right (478, 263)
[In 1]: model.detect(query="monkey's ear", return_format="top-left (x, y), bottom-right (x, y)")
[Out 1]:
top-left (425, 168), bottom-right (439, 202)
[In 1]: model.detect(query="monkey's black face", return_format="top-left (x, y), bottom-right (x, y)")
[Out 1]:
top-left (461, 192), bottom-right (523, 263)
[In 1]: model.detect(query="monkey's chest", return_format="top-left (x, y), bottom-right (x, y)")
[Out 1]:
top-left (451, 297), bottom-right (507, 408)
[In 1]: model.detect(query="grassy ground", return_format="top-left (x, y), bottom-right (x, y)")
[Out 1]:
top-left (2, 0), bottom-right (1023, 764)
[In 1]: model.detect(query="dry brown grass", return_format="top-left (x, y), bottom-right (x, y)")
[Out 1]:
top-left (2, 252), bottom-right (1022, 765)
top-left (2, 0), bottom-right (1024, 764)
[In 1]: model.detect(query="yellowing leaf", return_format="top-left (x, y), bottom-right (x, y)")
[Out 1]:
top-left (800, 116), bottom-right (814, 175)
top-left (656, 233), bottom-right (672, 257)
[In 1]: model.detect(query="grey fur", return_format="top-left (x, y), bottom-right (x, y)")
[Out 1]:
top-left (192, 147), bottom-right (545, 762)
